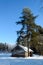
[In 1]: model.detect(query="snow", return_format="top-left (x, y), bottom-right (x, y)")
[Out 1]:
top-left (0, 58), bottom-right (43, 65)
top-left (0, 53), bottom-right (43, 59)
top-left (25, 54), bottom-right (43, 59)
top-left (0, 52), bottom-right (43, 59)
top-left (25, 56), bottom-right (43, 59)
top-left (0, 56), bottom-right (43, 59)
top-left (0, 53), bottom-right (43, 65)
top-left (19, 45), bottom-right (28, 52)
top-left (18, 45), bottom-right (33, 52)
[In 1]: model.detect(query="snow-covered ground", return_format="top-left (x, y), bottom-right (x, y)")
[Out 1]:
top-left (0, 53), bottom-right (11, 57)
top-left (0, 53), bottom-right (43, 59)
top-left (25, 56), bottom-right (43, 59)
top-left (0, 53), bottom-right (43, 65)
top-left (0, 58), bottom-right (43, 65)
top-left (24, 54), bottom-right (43, 59)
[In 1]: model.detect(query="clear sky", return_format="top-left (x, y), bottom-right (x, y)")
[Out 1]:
top-left (0, 0), bottom-right (43, 44)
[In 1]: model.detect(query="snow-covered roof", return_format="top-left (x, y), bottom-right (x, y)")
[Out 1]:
top-left (17, 45), bottom-right (33, 52)
top-left (19, 45), bottom-right (28, 52)
top-left (13, 44), bottom-right (33, 52)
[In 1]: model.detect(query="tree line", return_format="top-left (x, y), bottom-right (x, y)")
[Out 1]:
top-left (0, 43), bottom-right (11, 52)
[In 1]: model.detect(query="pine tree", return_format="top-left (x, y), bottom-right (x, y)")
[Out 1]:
top-left (16, 8), bottom-right (38, 56)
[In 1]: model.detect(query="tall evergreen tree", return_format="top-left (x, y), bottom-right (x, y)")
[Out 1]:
top-left (16, 8), bottom-right (43, 53)
top-left (16, 8), bottom-right (38, 56)
top-left (16, 8), bottom-right (37, 44)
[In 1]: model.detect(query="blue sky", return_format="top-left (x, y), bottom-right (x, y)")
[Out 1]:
top-left (0, 0), bottom-right (43, 44)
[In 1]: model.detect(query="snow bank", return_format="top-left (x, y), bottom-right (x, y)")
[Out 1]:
top-left (0, 56), bottom-right (43, 59)
top-left (24, 56), bottom-right (43, 59)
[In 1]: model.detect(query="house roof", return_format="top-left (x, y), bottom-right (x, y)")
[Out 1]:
top-left (13, 44), bottom-right (33, 52)
top-left (19, 45), bottom-right (28, 52)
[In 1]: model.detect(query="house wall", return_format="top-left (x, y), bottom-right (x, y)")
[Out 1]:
top-left (25, 52), bottom-right (28, 57)
top-left (25, 51), bottom-right (33, 57)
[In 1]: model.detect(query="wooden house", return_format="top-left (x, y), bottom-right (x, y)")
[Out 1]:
top-left (11, 45), bottom-right (33, 57)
